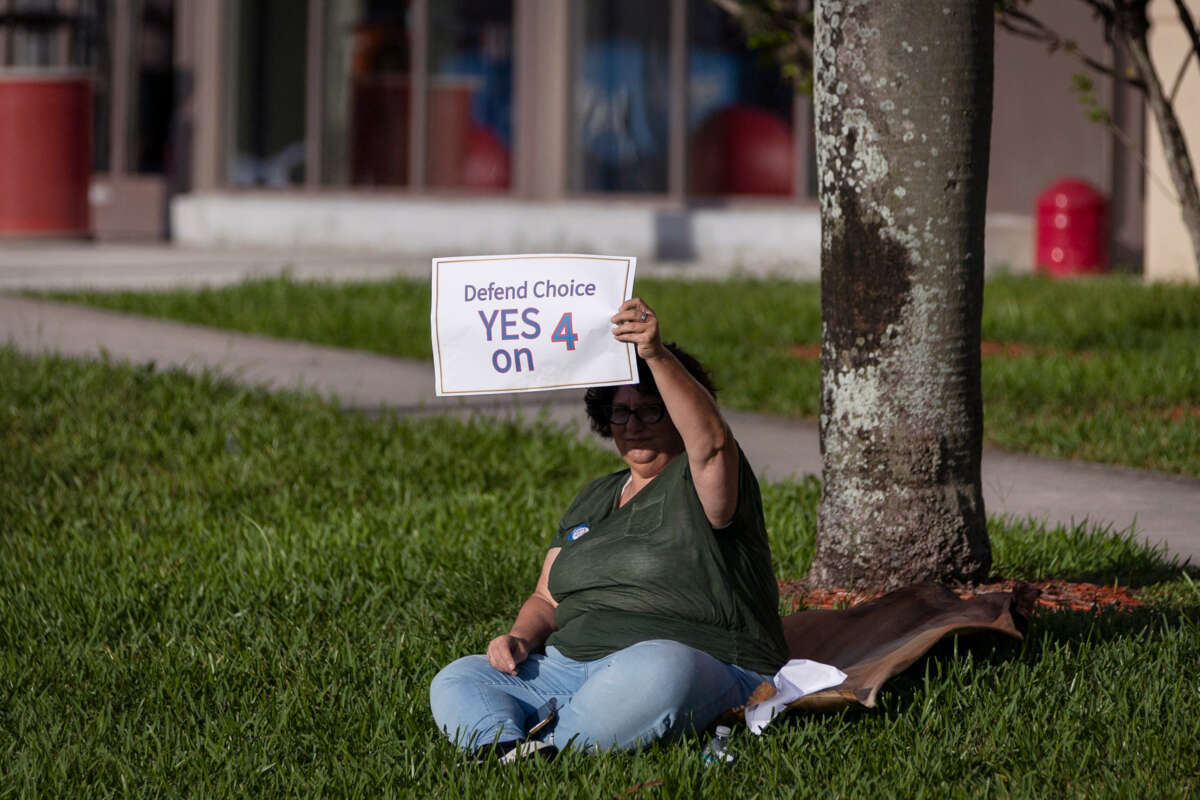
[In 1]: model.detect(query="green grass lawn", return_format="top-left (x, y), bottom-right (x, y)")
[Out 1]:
top-left (2, 349), bottom-right (1197, 797)
top-left (42, 272), bottom-right (1200, 477)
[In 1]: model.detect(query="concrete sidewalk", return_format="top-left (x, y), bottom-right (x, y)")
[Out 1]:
top-left (0, 242), bottom-right (744, 293)
top-left (4, 292), bottom-right (1198, 566)
top-left (0, 242), bottom-right (430, 291)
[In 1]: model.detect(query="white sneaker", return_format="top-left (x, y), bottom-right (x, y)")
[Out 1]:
top-left (497, 740), bottom-right (559, 764)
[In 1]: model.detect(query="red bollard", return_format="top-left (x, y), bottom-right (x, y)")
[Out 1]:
top-left (0, 71), bottom-right (93, 238)
top-left (1035, 178), bottom-right (1108, 276)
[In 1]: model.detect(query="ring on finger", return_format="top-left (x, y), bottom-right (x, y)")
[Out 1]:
top-left (640, 311), bottom-right (648, 322)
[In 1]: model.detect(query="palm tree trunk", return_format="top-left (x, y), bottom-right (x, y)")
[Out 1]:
top-left (808, 0), bottom-right (993, 591)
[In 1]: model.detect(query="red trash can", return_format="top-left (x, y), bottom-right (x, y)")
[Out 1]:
top-left (0, 69), bottom-right (92, 237)
top-left (1035, 178), bottom-right (1108, 276)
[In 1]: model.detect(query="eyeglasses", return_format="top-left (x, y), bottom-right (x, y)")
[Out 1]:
top-left (606, 403), bottom-right (667, 425)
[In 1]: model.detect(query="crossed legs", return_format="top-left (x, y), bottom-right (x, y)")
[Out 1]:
top-left (429, 640), bottom-right (766, 752)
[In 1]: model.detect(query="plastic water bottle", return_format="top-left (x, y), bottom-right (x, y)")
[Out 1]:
top-left (702, 725), bottom-right (735, 765)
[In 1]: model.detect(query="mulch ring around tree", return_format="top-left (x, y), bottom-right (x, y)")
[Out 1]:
top-left (779, 578), bottom-right (1145, 613)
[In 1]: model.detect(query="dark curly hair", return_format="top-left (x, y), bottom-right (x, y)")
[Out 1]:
top-left (584, 343), bottom-right (718, 438)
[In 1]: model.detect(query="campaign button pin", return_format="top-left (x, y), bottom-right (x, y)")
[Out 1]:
top-left (567, 524), bottom-right (590, 542)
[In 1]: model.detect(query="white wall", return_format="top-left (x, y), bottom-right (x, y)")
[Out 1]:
top-left (1145, 0), bottom-right (1200, 282)
top-left (172, 193), bottom-right (1032, 278)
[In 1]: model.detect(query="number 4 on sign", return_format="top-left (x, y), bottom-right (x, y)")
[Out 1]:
top-left (551, 313), bottom-right (579, 351)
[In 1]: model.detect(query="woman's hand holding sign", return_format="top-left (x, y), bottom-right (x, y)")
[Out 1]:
top-left (611, 298), bottom-right (668, 362)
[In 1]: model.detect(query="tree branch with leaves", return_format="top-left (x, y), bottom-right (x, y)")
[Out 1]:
top-left (716, 0), bottom-right (1200, 277)
top-left (996, 0), bottom-right (1200, 277)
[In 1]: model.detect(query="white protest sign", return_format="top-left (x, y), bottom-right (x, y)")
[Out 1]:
top-left (431, 254), bottom-right (637, 396)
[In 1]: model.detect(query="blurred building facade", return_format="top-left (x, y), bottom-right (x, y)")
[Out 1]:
top-left (1145, 0), bottom-right (1200, 282)
top-left (3, 0), bottom-right (1188, 278)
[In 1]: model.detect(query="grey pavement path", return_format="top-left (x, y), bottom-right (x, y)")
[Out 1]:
top-left (0, 242), bottom-right (734, 292)
top-left (0, 242), bottom-right (431, 290)
top-left (4, 293), bottom-right (1198, 566)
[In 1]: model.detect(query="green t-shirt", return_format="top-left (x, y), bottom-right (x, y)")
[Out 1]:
top-left (545, 447), bottom-right (788, 675)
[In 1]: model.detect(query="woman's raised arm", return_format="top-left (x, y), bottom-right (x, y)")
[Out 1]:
top-left (611, 299), bottom-right (739, 527)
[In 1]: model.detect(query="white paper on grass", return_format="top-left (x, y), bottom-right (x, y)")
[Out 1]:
top-left (431, 254), bottom-right (638, 397)
top-left (744, 659), bottom-right (848, 735)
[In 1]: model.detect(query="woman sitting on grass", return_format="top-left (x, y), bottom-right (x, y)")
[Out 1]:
top-left (429, 298), bottom-right (788, 758)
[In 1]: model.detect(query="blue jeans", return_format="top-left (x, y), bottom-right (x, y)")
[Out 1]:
top-left (429, 640), bottom-right (769, 752)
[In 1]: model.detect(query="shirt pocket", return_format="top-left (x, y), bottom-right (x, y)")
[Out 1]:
top-left (624, 497), bottom-right (664, 537)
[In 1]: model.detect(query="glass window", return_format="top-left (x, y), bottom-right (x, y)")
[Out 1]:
top-left (687, 0), bottom-right (794, 196)
top-left (130, 0), bottom-right (174, 174)
top-left (76, 0), bottom-right (111, 172)
top-left (426, 0), bottom-right (512, 190)
top-left (322, 0), bottom-right (513, 190)
top-left (569, 0), bottom-right (669, 194)
top-left (323, 0), bottom-right (411, 187)
top-left (9, 0), bottom-right (59, 66)
top-left (230, 0), bottom-right (308, 187)
top-left (67, 0), bottom-right (174, 176)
